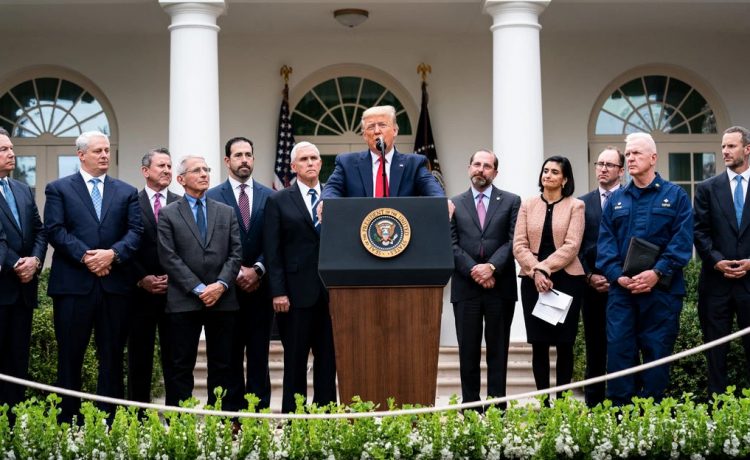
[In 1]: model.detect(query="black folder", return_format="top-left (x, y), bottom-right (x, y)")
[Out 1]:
top-left (622, 237), bottom-right (672, 289)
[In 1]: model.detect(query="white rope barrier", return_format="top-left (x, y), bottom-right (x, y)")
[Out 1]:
top-left (1, 326), bottom-right (748, 420)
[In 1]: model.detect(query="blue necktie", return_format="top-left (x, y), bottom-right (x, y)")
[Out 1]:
top-left (309, 189), bottom-right (320, 233)
top-left (195, 198), bottom-right (207, 244)
top-left (1, 178), bottom-right (20, 228)
top-left (89, 178), bottom-right (102, 220)
top-left (735, 175), bottom-right (744, 226)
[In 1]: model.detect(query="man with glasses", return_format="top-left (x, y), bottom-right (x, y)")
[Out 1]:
top-left (321, 105), bottom-right (444, 200)
top-left (577, 146), bottom-right (624, 407)
top-left (157, 155), bottom-right (242, 409)
top-left (596, 132), bottom-right (692, 405)
top-left (694, 126), bottom-right (750, 399)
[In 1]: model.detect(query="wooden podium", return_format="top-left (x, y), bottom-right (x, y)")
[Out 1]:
top-left (319, 197), bottom-right (453, 408)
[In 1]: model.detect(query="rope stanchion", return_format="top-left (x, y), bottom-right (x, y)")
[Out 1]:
top-left (2, 326), bottom-right (749, 420)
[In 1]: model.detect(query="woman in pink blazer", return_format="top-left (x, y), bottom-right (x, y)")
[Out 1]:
top-left (512, 155), bottom-right (585, 403)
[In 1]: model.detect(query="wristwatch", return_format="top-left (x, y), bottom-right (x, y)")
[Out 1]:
top-left (652, 268), bottom-right (664, 280)
top-left (253, 265), bottom-right (264, 278)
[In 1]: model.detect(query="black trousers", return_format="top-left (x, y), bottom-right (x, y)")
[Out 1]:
top-left (276, 294), bottom-right (336, 413)
top-left (581, 286), bottom-right (608, 407)
top-left (127, 290), bottom-right (170, 403)
top-left (163, 309), bottom-right (241, 410)
top-left (0, 301), bottom-right (33, 416)
top-left (229, 291), bottom-right (274, 410)
top-left (452, 295), bottom-right (515, 403)
top-left (53, 286), bottom-right (129, 423)
top-left (698, 289), bottom-right (750, 396)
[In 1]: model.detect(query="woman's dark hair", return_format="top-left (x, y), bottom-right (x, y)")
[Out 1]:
top-left (537, 155), bottom-right (575, 197)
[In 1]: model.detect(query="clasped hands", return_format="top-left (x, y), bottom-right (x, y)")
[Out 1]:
top-left (13, 257), bottom-right (39, 283)
top-left (236, 265), bottom-right (261, 293)
top-left (471, 263), bottom-right (495, 289)
top-left (715, 259), bottom-right (750, 279)
top-left (617, 269), bottom-right (659, 294)
top-left (83, 249), bottom-right (115, 277)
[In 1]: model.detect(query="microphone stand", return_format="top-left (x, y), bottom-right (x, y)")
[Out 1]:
top-left (377, 138), bottom-right (388, 198)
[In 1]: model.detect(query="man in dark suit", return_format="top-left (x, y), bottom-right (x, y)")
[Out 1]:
top-left (450, 149), bottom-right (520, 408)
top-left (128, 148), bottom-right (180, 405)
top-left (264, 141), bottom-right (336, 413)
top-left (320, 105), bottom-right (444, 200)
top-left (577, 146), bottom-right (624, 407)
top-left (0, 127), bottom-right (46, 415)
top-left (694, 125), bottom-right (750, 397)
top-left (157, 155), bottom-right (242, 410)
top-left (44, 131), bottom-right (142, 422)
top-left (207, 136), bottom-right (274, 410)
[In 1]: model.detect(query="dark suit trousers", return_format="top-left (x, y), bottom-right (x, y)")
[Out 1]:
top-left (163, 310), bottom-right (240, 410)
top-left (453, 295), bottom-right (515, 403)
top-left (276, 294), bottom-right (336, 413)
top-left (0, 301), bottom-right (33, 412)
top-left (231, 290), bottom-right (274, 410)
top-left (53, 284), bottom-right (129, 422)
top-left (127, 290), bottom-right (170, 403)
top-left (698, 290), bottom-right (750, 396)
top-left (581, 286), bottom-right (608, 407)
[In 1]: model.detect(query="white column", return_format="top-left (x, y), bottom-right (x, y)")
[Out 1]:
top-left (484, 0), bottom-right (549, 200)
top-left (160, 0), bottom-right (225, 186)
top-left (484, 0), bottom-right (549, 342)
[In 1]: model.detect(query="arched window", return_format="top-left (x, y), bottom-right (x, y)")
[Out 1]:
top-left (588, 67), bottom-right (728, 199)
top-left (0, 67), bottom-right (117, 208)
top-left (0, 77), bottom-right (110, 138)
top-left (290, 65), bottom-right (418, 181)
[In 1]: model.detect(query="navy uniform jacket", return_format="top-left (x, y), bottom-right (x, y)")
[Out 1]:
top-left (596, 173), bottom-right (693, 295)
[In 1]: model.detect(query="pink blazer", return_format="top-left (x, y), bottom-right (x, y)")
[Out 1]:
top-left (512, 195), bottom-right (585, 278)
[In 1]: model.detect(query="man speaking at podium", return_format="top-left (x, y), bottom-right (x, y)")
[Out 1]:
top-left (320, 105), bottom-right (444, 201)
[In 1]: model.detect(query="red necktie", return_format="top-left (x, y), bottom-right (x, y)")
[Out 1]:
top-left (375, 157), bottom-right (389, 198)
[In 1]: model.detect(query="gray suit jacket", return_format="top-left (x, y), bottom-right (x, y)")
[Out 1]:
top-left (157, 196), bottom-right (242, 313)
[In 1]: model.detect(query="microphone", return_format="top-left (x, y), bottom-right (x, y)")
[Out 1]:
top-left (375, 137), bottom-right (387, 154)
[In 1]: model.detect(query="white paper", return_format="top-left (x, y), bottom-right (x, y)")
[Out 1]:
top-left (532, 289), bottom-right (573, 325)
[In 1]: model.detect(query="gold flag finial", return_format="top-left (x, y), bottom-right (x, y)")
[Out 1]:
top-left (417, 63), bottom-right (431, 82)
top-left (280, 65), bottom-right (293, 84)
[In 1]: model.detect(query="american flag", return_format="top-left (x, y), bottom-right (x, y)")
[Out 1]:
top-left (273, 83), bottom-right (296, 190)
top-left (414, 80), bottom-right (445, 190)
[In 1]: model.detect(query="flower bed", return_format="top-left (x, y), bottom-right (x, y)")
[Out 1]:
top-left (2, 390), bottom-right (750, 459)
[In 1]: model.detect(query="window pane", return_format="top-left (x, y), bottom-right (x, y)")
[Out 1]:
top-left (295, 93), bottom-right (326, 122)
top-left (669, 153), bottom-right (691, 181)
top-left (36, 78), bottom-right (59, 104)
top-left (320, 155), bottom-right (336, 183)
top-left (291, 112), bottom-right (316, 135)
top-left (688, 112), bottom-right (716, 135)
top-left (595, 111), bottom-right (624, 135)
top-left (12, 156), bottom-right (36, 193)
top-left (602, 90), bottom-right (633, 119)
top-left (643, 75), bottom-right (667, 102)
top-left (57, 80), bottom-right (84, 109)
top-left (664, 78), bottom-right (691, 110)
top-left (312, 80), bottom-right (339, 110)
top-left (396, 112), bottom-right (412, 135)
top-left (338, 77), bottom-right (361, 104)
top-left (664, 113), bottom-right (689, 134)
top-left (677, 183), bottom-right (692, 201)
top-left (694, 152), bottom-right (716, 181)
top-left (359, 79), bottom-right (385, 108)
top-left (10, 81), bottom-right (37, 109)
top-left (58, 156), bottom-right (80, 177)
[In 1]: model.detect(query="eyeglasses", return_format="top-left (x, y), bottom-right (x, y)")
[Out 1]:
top-left (594, 161), bottom-right (622, 169)
top-left (182, 166), bottom-right (211, 175)
top-left (363, 122), bottom-right (392, 132)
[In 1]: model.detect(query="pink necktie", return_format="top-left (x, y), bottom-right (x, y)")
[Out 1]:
top-left (153, 192), bottom-right (162, 222)
top-left (239, 184), bottom-right (251, 230)
top-left (477, 193), bottom-right (487, 229)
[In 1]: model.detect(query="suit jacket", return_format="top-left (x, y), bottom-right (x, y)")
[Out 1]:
top-left (320, 149), bottom-right (444, 199)
top-left (578, 189), bottom-right (604, 276)
top-left (512, 195), bottom-right (585, 278)
top-left (694, 171), bottom-right (750, 295)
top-left (206, 179), bottom-right (272, 269)
top-left (131, 188), bottom-right (180, 282)
top-left (263, 183), bottom-right (327, 309)
top-left (450, 186), bottom-right (521, 302)
top-left (44, 173), bottom-right (142, 296)
top-left (0, 178), bottom-right (47, 307)
top-left (157, 196), bottom-right (242, 313)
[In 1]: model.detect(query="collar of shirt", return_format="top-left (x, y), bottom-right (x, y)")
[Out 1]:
top-left (471, 186), bottom-right (492, 206)
top-left (0, 175), bottom-right (9, 198)
top-left (80, 169), bottom-right (106, 192)
top-left (145, 185), bottom-right (168, 210)
top-left (297, 181), bottom-right (322, 216)
top-left (370, 149), bottom-right (394, 172)
top-left (228, 176), bottom-right (254, 203)
top-left (727, 168), bottom-right (750, 184)
top-left (184, 193), bottom-right (207, 210)
top-left (598, 184), bottom-right (621, 196)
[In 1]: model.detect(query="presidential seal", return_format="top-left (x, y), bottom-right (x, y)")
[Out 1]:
top-left (360, 208), bottom-right (411, 258)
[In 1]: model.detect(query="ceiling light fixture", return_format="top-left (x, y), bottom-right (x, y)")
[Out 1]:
top-left (333, 8), bottom-right (369, 28)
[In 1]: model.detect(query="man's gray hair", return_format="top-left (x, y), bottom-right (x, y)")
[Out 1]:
top-left (76, 131), bottom-right (109, 152)
top-left (724, 126), bottom-right (750, 147)
top-left (290, 141), bottom-right (320, 163)
top-left (625, 132), bottom-right (657, 154)
top-left (141, 147), bottom-right (171, 167)
top-left (0, 127), bottom-right (9, 137)
top-left (176, 155), bottom-right (206, 175)
top-left (360, 105), bottom-right (398, 130)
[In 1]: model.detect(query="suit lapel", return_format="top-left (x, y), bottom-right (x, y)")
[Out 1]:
top-left (166, 190), bottom-right (180, 204)
top-left (389, 151), bottom-right (405, 197)
top-left (357, 151), bottom-right (374, 197)
top-left (714, 174), bottom-right (740, 233)
top-left (218, 180), bottom-right (246, 235)
top-left (139, 189), bottom-right (157, 230)
top-left (0, 180), bottom-right (21, 234)
top-left (99, 176), bottom-right (116, 222)
top-left (205, 199), bottom-right (219, 245)
top-left (72, 174), bottom-right (99, 221)
top-left (484, 186), bottom-right (503, 230)
top-left (247, 182), bottom-right (265, 235)
top-left (290, 183), bottom-right (316, 231)
top-left (178, 198), bottom-right (204, 247)
top-left (459, 189), bottom-right (482, 231)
